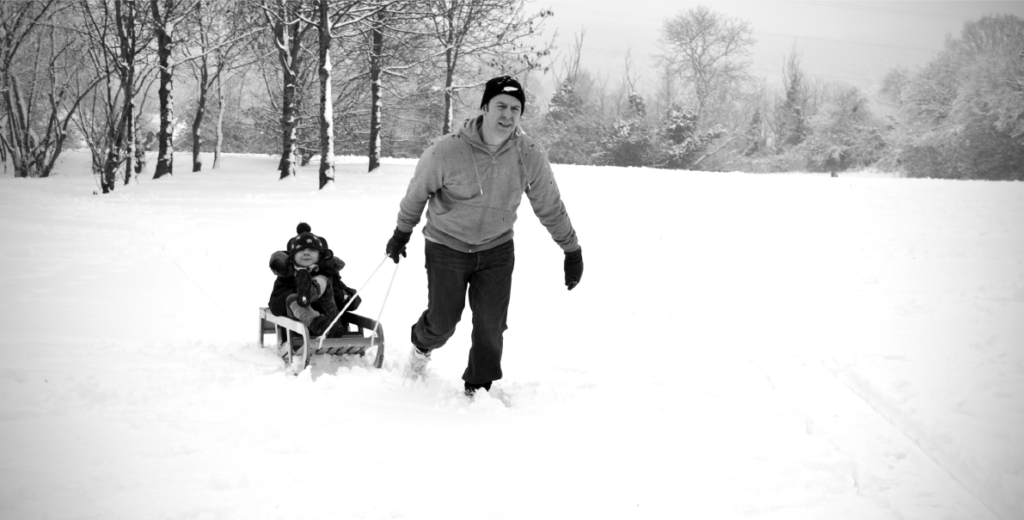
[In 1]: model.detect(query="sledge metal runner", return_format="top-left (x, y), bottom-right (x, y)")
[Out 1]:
top-left (259, 308), bottom-right (384, 374)
top-left (259, 256), bottom-right (398, 375)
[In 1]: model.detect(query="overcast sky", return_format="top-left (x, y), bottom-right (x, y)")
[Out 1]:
top-left (523, 1), bottom-right (1024, 106)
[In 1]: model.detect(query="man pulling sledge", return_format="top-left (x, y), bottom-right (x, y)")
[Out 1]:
top-left (385, 75), bottom-right (584, 397)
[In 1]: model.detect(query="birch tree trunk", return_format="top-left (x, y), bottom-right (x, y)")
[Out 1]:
top-left (367, 9), bottom-right (384, 172)
top-left (441, 46), bottom-right (455, 135)
top-left (133, 113), bottom-right (146, 177)
top-left (191, 51), bottom-right (208, 171)
top-left (99, 0), bottom-right (140, 192)
top-left (121, 0), bottom-right (138, 185)
top-left (316, 0), bottom-right (334, 189)
top-left (213, 60), bottom-right (224, 169)
top-left (274, 0), bottom-right (301, 180)
top-left (151, 0), bottom-right (175, 179)
top-left (124, 101), bottom-right (135, 183)
top-left (279, 68), bottom-right (298, 179)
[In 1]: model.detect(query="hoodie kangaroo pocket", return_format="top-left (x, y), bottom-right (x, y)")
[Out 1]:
top-left (432, 201), bottom-right (515, 244)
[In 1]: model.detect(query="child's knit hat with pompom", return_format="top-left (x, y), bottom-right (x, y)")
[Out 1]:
top-left (287, 222), bottom-right (328, 257)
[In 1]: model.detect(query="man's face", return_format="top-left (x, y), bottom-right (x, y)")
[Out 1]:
top-left (482, 94), bottom-right (522, 143)
top-left (294, 248), bottom-right (320, 267)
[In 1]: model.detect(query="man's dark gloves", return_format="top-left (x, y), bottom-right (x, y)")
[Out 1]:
top-left (386, 228), bottom-right (412, 263)
top-left (564, 248), bottom-right (583, 291)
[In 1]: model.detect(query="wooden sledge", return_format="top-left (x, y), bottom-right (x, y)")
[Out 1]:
top-left (259, 307), bottom-right (385, 375)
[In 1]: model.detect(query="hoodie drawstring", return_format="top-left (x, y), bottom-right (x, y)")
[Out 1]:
top-left (516, 141), bottom-right (530, 192)
top-left (467, 142), bottom-right (485, 196)
top-left (465, 125), bottom-right (529, 196)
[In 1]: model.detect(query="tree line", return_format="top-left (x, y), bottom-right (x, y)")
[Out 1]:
top-left (1, 0), bottom-right (551, 192)
top-left (2, 2), bottom-right (1022, 191)
top-left (534, 7), bottom-right (1023, 181)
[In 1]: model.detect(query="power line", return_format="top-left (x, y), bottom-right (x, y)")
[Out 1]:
top-left (557, 33), bottom-right (938, 64)
top-left (544, 1), bottom-right (663, 24)
top-left (544, 0), bottom-right (950, 53)
top-left (778, 0), bottom-right (972, 20)
top-left (539, 0), bottom-right (969, 88)
top-left (557, 44), bottom-right (893, 88)
top-left (754, 30), bottom-right (941, 53)
top-left (548, 0), bottom-right (976, 22)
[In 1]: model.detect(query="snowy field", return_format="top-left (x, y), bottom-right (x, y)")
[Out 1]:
top-left (1, 150), bottom-right (1022, 520)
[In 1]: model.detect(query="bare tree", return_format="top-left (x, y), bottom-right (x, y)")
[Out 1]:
top-left (740, 78), bottom-right (770, 156)
top-left (183, 0), bottom-right (259, 171)
top-left (878, 65), bottom-right (912, 110)
top-left (778, 43), bottom-right (807, 147)
top-left (651, 57), bottom-right (678, 119)
top-left (149, 0), bottom-right (199, 179)
top-left (296, 0), bottom-right (382, 188)
top-left (75, 0), bottom-right (154, 193)
top-left (657, 5), bottom-right (754, 131)
top-left (260, 0), bottom-right (316, 179)
top-left (537, 31), bottom-right (612, 166)
top-left (423, 0), bottom-right (552, 135)
top-left (1, 0), bottom-right (100, 178)
top-left (366, 5), bottom-right (385, 171)
top-left (357, 1), bottom-right (436, 170)
top-left (314, 0), bottom-right (335, 188)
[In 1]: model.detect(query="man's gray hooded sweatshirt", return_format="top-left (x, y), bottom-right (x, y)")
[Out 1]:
top-left (396, 116), bottom-right (580, 254)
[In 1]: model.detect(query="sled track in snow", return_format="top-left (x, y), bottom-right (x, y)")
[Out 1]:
top-left (821, 356), bottom-right (1016, 520)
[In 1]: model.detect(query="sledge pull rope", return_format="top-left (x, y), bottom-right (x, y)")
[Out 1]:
top-left (314, 255), bottom-right (397, 349)
top-left (371, 259), bottom-right (400, 340)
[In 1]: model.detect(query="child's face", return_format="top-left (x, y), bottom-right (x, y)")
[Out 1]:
top-left (294, 248), bottom-right (320, 267)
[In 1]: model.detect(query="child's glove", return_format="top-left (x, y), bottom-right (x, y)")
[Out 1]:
top-left (326, 256), bottom-right (346, 271)
top-left (564, 248), bottom-right (583, 291)
top-left (269, 251), bottom-right (290, 276)
top-left (386, 228), bottom-right (412, 263)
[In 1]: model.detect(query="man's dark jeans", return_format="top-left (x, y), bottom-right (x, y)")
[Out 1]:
top-left (411, 239), bottom-right (515, 385)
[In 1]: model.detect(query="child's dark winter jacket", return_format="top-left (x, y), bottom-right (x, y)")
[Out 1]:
top-left (267, 251), bottom-right (361, 317)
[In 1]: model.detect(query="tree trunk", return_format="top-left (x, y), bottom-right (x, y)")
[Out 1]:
top-left (213, 61), bottom-right (224, 169)
top-left (2, 74), bottom-right (71, 180)
top-left (367, 10), bottom-right (385, 172)
top-left (316, 0), bottom-right (334, 189)
top-left (102, 108), bottom-right (128, 193)
top-left (275, 2), bottom-right (299, 180)
top-left (105, 0), bottom-right (140, 191)
top-left (102, 149), bottom-right (118, 193)
top-left (124, 54), bottom-right (136, 185)
top-left (152, 0), bottom-right (174, 179)
top-left (279, 67), bottom-right (298, 179)
top-left (192, 53), bottom-right (209, 172)
top-left (134, 112), bottom-right (145, 176)
top-left (442, 47), bottom-right (455, 135)
top-left (2, 76), bottom-right (30, 178)
top-left (0, 133), bottom-right (6, 175)
top-left (124, 100), bottom-right (135, 184)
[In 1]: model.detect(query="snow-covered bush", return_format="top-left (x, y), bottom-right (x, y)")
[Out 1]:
top-left (891, 15), bottom-right (1024, 180)
top-left (800, 86), bottom-right (888, 172)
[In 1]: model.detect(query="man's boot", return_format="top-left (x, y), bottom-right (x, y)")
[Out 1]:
top-left (405, 346), bottom-right (431, 378)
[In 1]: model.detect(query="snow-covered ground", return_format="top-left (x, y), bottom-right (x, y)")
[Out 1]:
top-left (1, 151), bottom-right (1021, 520)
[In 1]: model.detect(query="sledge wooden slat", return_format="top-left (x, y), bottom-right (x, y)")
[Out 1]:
top-left (258, 307), bottom-right (385, 372)
top-left (324, 345), bottom-right (365, 356)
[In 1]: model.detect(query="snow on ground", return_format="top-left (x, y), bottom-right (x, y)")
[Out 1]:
top-left (0, 151), bottom-right (1021, 520)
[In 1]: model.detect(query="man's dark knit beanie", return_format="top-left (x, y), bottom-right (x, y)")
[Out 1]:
top-left (480, 75), bottom-right (526, 114)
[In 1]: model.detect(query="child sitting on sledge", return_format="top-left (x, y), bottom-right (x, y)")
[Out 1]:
top-left (267, 223), bottom-right (360, 338)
